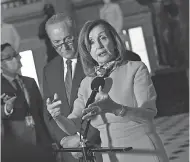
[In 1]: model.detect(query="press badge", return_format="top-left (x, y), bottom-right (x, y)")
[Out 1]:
top-left (25, 115), bottom-right (35, 127)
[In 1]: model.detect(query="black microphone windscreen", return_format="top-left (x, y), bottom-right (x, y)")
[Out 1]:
top-left (91, 77), bottom-right (105, 91)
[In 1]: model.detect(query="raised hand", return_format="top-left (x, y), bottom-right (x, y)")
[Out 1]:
top-left (82, 86), bottom-right (118, 120)
top-left (46, 93), bottom-right (62, 118)
top-left (1, 93), bottom-right (17, 113)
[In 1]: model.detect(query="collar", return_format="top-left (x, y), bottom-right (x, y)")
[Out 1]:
top-left (2, 73), bottom-right (18, 82)
top-left (63, 57), bottom-right (77, 68)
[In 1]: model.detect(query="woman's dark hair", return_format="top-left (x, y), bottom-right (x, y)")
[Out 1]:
top-left (78, 19), bottom-right (126, 77)
top-left (1, 43), bottom-right (12, 52)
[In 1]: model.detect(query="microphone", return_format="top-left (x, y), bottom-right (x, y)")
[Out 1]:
top-left (85, 76), bottom-right (105, 109)
top-left (82, 77), bottom-right (105, 139)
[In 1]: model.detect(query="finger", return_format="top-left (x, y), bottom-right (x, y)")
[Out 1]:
top-left (50, 100), bottom-right (62, 108)
top-left (9, 96), bottom-right (17, 102)
top-left (48, 108), bottom-right (60, 115)
top-left (4, 95), bottom-right (10, 100)
top-left (5, 96), bottom-right (17, 103)
top-left (1, 93), bottom-right (6, 98)
top-left (50, 109), bottom-right (60, 117)
top-left (47, 101), bottom-right (62, 112)
top-left (99, 86), bottom-right (103, 93)
top-left (53, 111), bottom-right (61, 118)
top-left (54, 93), bottom-right (59, 101)
top-left (82, 110), bottom-right (97, 120)
top-left (82, 107), bottom-right (93, 115)
top-left (46, 98), bottom-right (51, 105)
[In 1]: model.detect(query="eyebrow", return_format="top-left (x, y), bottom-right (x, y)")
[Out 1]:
top-left (89, 30), bottom-right (106, 39)
top-left (52, 35), bottom-right (73, 43)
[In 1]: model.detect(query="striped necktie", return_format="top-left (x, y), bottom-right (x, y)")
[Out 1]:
top-left (65, 59), bottom-right (72, 104)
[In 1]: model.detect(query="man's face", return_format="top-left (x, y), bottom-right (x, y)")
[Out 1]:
top-left (1, 45), bottom-right (22, 75)
top-left (46, 22), bottom-right (78, 59)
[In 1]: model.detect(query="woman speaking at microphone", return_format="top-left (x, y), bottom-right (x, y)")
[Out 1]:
top-left (47, 19), bottom-right (169, 162)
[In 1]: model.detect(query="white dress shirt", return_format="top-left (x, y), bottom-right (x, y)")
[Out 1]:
top-left (63, 57), bottom-right (77, 81)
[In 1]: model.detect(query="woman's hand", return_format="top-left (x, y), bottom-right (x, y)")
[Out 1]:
top-left (82, 87), bottom-right (119, 120)
top-left (46, 93), bottom-right (62, 118)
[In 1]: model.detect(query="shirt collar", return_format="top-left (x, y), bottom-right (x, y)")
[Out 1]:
top-left (63, 57), bottom-right (77, 68)
top-left (2, 73), bottom-right (18, 82)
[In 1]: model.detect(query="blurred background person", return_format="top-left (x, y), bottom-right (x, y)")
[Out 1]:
top-left (100, 0), bottom-right (123, 34)
top-left (1, 43), bottom-right (55, 162)
top-left (38, 3), bottom-right (58, 63)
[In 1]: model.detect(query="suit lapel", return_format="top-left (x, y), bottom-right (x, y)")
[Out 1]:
top-left (1, 75), bottom-right (17, 95)
top-left (51, 57), bottom-right (70, 112)
top-left (70, 60), bottom-right (85, 109)
top-left (20, 76), bottom-right (31, 107)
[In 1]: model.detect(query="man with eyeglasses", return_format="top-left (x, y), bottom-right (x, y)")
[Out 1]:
top-left (1, 43), bottom-right (55, 162)
top-left (43, 13), bottom-right (101, 162)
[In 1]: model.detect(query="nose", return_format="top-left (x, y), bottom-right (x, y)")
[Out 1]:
top-left (61, 43), bottom-right (70, 51)
top-left (96, 39), bottom-right (104, 49)
top-left (17, 54), bottom-right (21, 60)
top-left (15, 55), bottom-right (21, 62)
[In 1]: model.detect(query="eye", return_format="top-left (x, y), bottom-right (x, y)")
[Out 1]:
top-left (100, 35), bottom-right (107, 40)
top-left (53, 40), bottom-right (61, 45)
top-left (89, 39), bottom-right (95, 45)
top-left (65, 36), bottom-right (74, 43)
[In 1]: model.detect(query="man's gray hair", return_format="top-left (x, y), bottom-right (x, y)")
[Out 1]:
top-left (45, 12), bottom-right (75, 32)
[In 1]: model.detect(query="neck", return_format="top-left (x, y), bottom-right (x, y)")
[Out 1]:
top-left (2, 70), bottom-right (17, 78)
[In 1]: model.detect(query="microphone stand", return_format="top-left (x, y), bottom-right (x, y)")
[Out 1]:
top-left (53, 119), bottom-right (133, 162)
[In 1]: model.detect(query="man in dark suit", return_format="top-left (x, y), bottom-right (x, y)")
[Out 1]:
top-left (43, 13), bottom-right (101, 162)
top-left (1, 43), bottom-right (55, 162)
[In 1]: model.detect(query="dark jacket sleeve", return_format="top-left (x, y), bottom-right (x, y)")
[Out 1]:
top-left (31, 79), bottom-right (53, 147)
top-left (1, 104), bottom-right (8, 119)
top-left (82, 121), bottom-right (101, 145)
top-left (126, 50), bottom-right (141, 61)
top-left (43, 68), bottom-right (69, 145)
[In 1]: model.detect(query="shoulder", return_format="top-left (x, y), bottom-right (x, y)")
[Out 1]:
top-left (125, 50), bottom-right (141, 61)
top-left (80, 76), bottom-right (92, 86)
top-left (20, 76), bottom-right (38, 86)
top-left (43, 55), bottom-right (62, 72)
top-left (21, 75), bottom-right (34, 82)
top-left (121, 61), bottom-right (148, 74)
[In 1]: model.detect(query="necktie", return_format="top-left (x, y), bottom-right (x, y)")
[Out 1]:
top-left (65, 59), bottom-right (72, 104)
top-left (13, 78), bottom-right (22, 93)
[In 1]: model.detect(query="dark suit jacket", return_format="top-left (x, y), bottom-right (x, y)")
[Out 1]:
top-left (126, 50), bottom-right (141, 61)
top-left (43, 55), bottom-right (100, 145)
top-left (1, 75), bottom-right (54, 162)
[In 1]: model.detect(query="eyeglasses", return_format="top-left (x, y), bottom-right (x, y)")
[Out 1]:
top-left (52, 36), bottom-right (74, 50)
top-left (1, 53), bottom-right (20, 61)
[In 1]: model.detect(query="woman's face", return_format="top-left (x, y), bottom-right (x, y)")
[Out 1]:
top-left (88, 24), bottom-right (115, 66)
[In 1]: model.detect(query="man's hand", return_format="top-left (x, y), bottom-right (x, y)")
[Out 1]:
top-left (1, 93), bottom-right (17, 113)
top-left (46, 93), bottom-right (62, 118)
top-left (60, 134), bottom-right (83, 159)
top-left (60, 133), bottom-right (80, 148)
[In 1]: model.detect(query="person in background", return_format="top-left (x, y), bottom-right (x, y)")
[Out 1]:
top-left (100, 0), bottom-right (123, 34)
top-left (1, 43), bottom-right (55, 162)
top-left (46, 19), bottom-right (169, 162)
top-left (43, 13), bottom-right (101, 162)
top-left (38, 3), bottom-right (58, 62)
